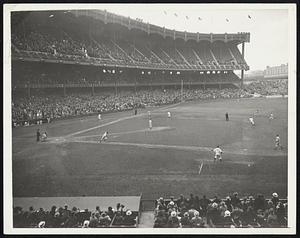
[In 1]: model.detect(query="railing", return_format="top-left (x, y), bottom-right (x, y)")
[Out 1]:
top-left (12, 50), bottom-right (249, 71)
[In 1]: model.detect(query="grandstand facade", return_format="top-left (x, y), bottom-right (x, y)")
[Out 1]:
top-left (11, 10), bottom-right (250, 95)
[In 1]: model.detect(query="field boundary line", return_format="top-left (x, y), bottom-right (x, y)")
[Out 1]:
top-left (68, 140), bottom-right (284, 157)
top-left (198, 161), bottom-right (204, 175)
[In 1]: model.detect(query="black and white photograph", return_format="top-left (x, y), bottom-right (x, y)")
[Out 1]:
top-left (3, 3), bottom-right (297, 235)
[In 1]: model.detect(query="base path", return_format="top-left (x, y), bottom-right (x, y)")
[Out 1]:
top-left (65, 103), bottom-right (182, 137)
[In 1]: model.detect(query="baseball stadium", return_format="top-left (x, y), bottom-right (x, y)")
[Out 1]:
top-left (10, 9), bottom-right (288, 229)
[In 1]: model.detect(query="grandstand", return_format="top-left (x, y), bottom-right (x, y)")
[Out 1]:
top-left (11, 10), bottom-right (249, 91)
top-left (11, 9), bottom-right (288, 229)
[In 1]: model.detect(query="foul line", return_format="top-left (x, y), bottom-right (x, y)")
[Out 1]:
top-left (65, 102), bottom-right (182, 137)
top-left (69, 140), bottom-right (277, 158)
top-left (198, 161), bottom-right (204, 175)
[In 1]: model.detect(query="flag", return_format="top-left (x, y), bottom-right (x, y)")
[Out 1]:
top-left (174, 13), bottom-right (178, 17)
top-left (198, 17), bottom-right (202, 21)
top-left (164, 11), bottom-right (167, 15)
top-left (248, 15), bottom-right (252, 19)
top-left (186, 16), bottom-right (189, 20)
top-left (226, 18), bottom-right (229, 22)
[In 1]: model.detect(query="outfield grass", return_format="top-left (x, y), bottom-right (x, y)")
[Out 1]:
top-left (12, 97), bottom-right (288, 199)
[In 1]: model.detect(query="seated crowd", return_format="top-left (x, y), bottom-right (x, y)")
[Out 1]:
top-left (244, 79), bottom-right (288, 96)
top-left (12, 88), bottom-right (251, 124)
top-left (13, 203), bottom-right (137, 228)
top-left (12, 27), bottom-right (246, 69)
top-left (154, 192), bottom-right (287, 228)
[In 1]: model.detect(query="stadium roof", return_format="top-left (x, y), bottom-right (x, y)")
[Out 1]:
top-left (71, 9), bottom-right (250, 44)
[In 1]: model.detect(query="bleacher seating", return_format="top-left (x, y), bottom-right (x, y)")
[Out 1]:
top-left (153, 193), bottom-right (287, 228)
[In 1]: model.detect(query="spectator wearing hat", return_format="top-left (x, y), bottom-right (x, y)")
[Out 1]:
top-left (231, 192), bottom-right (241, 208)
top-left (225, 196), bottom-right (233, 212)
top-left (156, 197), bottom-right (166, 210)
top-left (222, 210), bottom-right (235, 228)
top-left (180, 212), bottom-right (191, 228)
top-left (247, 196), bottom-right (255, 208)
top-left (167, 211), bottom-right (181, 228)
top-left (271, 193), bottom-right (279, 207)
top-left (167, 201), bottom-right (178, 212)
top-left (99, 212), bottom-right (111, 226)
top-left (190, 211), bottom-right (205, 228)
top-left (94, 206), bottom-right (101, 219)
top-left (218, 201), bottom-right (228, 217)
top-left (89, 213), bottom-right (99, 228)
top-left (123, 210), bottom-right (135, 225)
top-left (107, 206), bottom-right (115, 219)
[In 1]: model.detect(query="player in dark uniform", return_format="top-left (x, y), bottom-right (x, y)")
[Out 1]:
top-left (225, 112), bottom-right (229, 121)
top-left (36, 129), bottom-right (41, 142)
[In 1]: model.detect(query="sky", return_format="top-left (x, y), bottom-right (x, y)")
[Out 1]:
top-left (96, 4), bottom-right (289, 71)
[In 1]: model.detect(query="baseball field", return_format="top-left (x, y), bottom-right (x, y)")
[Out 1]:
top-left (12, 97), bottom-right (288, 199)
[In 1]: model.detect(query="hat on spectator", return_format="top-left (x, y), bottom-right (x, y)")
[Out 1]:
top-left (169, 201), bottom-right (174, 206)
top-left (38, 221), bottom-right (46, 228)
top-left (194, 211), bottom-right (199, 217)
top-left (184, 212), bottom-right (189, 217)
top-left (226, 196), bottom-right (231, 200)
top-left (171, 211), bottom-right (177, 217)
top-left (212, 203), bottom-right (218, 208)
top-left (233, 192), bottom-right (238, 196)
top-left (224, 210), bottom-right (231, 217)
top-left (83, 220), bottom-right (90, 228)
top-left (272, 192), bottom-right (278, 198)
top-left (126, 210), bottom-right (132, 216)
top-left (101, 212), bottom-right (107, 217)
top-left (249, 196), bottom-right (254, 200)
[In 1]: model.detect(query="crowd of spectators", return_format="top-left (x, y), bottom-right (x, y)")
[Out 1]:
top-left (13, 203), bottom-right (137, 228)
top-left (11, 26), bottom-right (247, 69)
top-left (12, 88), bottom-right (251, 124)
top-left (154, 192), bottom-right (287, 228)
top-left (244, 79), bottom-right (288, 96)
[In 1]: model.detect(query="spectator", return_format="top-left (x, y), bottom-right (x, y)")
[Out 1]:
top-left (167, 211), bottom-right (180, 228)
top-left (190, 211), bottom-right (205, 228)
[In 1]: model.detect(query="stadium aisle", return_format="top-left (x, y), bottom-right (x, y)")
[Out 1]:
top-left (138, 212), bottom-right (155, 228)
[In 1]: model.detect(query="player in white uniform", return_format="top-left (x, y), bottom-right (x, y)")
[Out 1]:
top-left (167, 111), bottom-right (171, 119)
top-left (100, 131), bottom-right (108, 143)
top-left (98, 114), bottom-right (101, 120)
top-left (149, 119), bottom-right (152, 130)
top-left (212, 146), bottom-right (223, 162)
top-left (269, 113), bottom-right (274, 121)
top-left (249, 116), bottom-right (255, 126)
top-left (41, 132), bottom-right (47, 142)
top-left (275, 134), bottom-right (282, 150)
